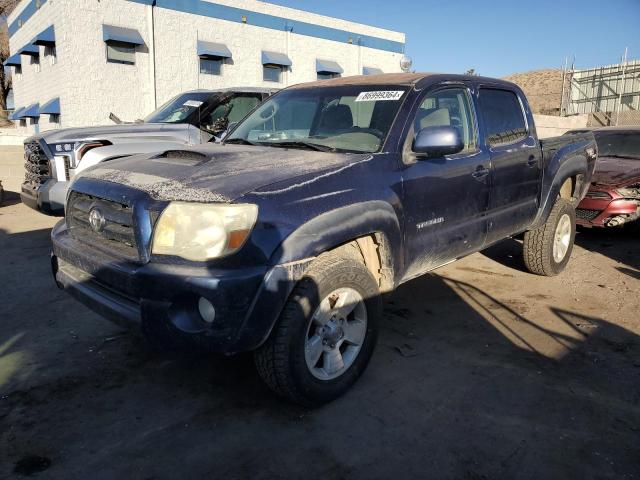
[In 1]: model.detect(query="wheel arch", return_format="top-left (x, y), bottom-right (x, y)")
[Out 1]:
top-left (532, 155), bottom-right (587, 229)
top-left (269, 200), bottom-right (403, 290)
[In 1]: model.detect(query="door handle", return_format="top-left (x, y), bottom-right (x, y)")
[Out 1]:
top-left (527, 155), bottom-right (538, 167)
top-left (472, 166), bottom-right (490, 179)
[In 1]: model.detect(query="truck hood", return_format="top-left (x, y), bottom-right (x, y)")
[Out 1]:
top-left (592, 156), bottom-right (640, 187)
top-left (78, 144), bottom-right (370, 203)
top-left (31, 123), bottom-right (191, 144)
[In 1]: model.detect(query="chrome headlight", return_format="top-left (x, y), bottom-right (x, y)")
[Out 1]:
top-left (152, 202), bottom-right (258, 261)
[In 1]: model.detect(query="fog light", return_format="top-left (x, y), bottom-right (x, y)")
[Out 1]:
top-left (198, 297), bottom-right (216, 324)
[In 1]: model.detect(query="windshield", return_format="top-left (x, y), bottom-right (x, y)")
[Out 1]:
top-left (226, 86), bottom-right (409, 153)
top-left (144, 92), bottom-right (213, 124)
top-left (594, 132), bottom-right (640, 160)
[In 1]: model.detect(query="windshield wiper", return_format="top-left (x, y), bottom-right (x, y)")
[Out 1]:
top-left (224, 138), bottom-right (260, 146)
top-left (602, 154), bottom-right (640, 160)
top-left (263, 141), bottom-right (338, 152)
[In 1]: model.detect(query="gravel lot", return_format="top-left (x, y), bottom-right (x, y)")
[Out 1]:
top-left (1, 193), bottom-right (639, 479)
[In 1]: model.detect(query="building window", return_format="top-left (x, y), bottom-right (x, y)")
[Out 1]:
top-left (263, 64), bottom-right (282, 83)
top-left (45, 45), bottom-right (57, 65)
top-left (14, 65), bottom-right (22, 76)
top-left (31, 55), bottom-right (40, 73)
top-left (200, 58), bottom-right (222, 75)
top-left (317, 72), bottom-right (340, 81)
top-left (106, 42), bottom-right (136, 65)
top-left (50, 114), bottom-right (60, 124)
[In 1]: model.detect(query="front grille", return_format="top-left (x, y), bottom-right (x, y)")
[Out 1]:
top-left (585, 190), bottom-right (612, 200)
top-left (23, 141), bottom-right (50, 186)
top-left (576, 209), bottom-right (601, 221)
top-left (66, 192), bottom-right (139, 260)
top-left (63, 156), bottom-right (71, 181)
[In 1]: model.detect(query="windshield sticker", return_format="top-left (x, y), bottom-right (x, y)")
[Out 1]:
top-left (183, 100), bottom-right (204, 108)
top-left (355, 91), bottom-right (404, 102)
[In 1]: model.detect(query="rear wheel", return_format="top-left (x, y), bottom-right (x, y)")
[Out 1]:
top-left (254, 251), bottom-right (381, 406)
top-left (523, 198), bottom-right (576, 276)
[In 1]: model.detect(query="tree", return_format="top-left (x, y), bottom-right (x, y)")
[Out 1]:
top-left (465, 68), bottom-right (477, 76)
top-left (1, 0), bottom-right (21, 126)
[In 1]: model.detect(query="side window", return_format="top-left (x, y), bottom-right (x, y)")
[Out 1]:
top-left (413, 88), bottom-right (477, 152)
top-left (479, 89), bottom-right (528, 146)
top-left (204, 95), bottom-right (261, 133)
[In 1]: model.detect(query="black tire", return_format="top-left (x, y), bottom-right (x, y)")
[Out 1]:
top-left (523, 198), bottom-right (576, 276)
top-left (254, 251), bottom-right (381, 407)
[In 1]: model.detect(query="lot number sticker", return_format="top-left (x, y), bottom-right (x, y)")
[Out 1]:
top-left (183, 100), bottom-right (204, 108)
top-left (355, 91), bottom-right (404, 102)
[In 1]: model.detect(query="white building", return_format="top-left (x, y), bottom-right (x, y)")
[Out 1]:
top-left (5, 0), bottom-right (406, 134)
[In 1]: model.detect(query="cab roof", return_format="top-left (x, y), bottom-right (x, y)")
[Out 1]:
top-left (288, 72), bottom-right (519, 91)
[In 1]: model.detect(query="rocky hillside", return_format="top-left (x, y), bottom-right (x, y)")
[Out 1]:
top-left (503, 69), bottom-right (568, 115)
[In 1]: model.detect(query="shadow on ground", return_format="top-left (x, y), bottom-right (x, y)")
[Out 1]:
top-left (0, 225), bottom-right (639, 479)
top-left (575, 226), bottom-right (639, 272)
top-left (0, 189), bottom-right (23, 208)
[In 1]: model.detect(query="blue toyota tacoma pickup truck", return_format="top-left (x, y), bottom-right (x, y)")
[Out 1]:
top-left (51, 73), bottom-right (597, 405)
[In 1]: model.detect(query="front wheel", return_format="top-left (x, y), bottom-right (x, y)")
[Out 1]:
top-left (523, 198), bottom-right (576, 276)
top-left (254, 252), bottom-right (381, 406)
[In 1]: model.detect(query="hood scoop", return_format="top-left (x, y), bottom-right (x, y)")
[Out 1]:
top-left (151, 150), bottom-right (209, 167)
top-left (158, 150), bottom-right (207, 161)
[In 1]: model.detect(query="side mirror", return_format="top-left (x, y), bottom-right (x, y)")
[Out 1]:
top-left (413, 126), bottom-right (464, 157)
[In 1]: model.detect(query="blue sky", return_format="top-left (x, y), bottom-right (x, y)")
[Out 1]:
top-left (272, 0), bottom-right (640, 77)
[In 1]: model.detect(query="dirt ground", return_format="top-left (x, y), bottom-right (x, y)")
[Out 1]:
top-left (1, 193), bottom-right (639, 480)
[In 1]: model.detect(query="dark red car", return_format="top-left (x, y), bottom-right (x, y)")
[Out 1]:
top-left (566, 127), bottom-right (640, 229)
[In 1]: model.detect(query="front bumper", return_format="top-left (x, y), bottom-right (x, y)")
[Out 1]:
top-left (21, 179), bottom-right (69, 216)
top-left (576, 195), bottom-right (640, 227)
top-left (51, 220), bottom-right (312, 354)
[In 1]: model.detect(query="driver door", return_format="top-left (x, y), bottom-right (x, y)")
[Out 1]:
top-left (401, 86), bottom-right (491, 280)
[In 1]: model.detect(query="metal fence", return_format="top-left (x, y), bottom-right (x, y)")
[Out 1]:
top-left (562, 52), bottom-right (640, 127)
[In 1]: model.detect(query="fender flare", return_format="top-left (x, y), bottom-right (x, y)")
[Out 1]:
top-left (231, 200), bottom-right (404, 352)
top-left (269, 200), bottom-right (404, 274)
top-left (531, 152), bottom-right (588, 229)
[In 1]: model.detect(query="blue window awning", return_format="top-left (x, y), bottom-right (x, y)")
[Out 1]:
top-left (262, 51), bottom-right (292, 67)
top-left (316, 59), bottom-right (343, 75)
top-left (102, 25), bottom-right (144, 46)
top-left (33, 25), bottom-right (56, 46)
top-left (3, 54), bottom-right (22, 67)
top-left (41, 98), bottom-right (60, 115)
top-left (21, 103), bottom-right (40, 118)
top-left (197, 41), bottom-right (232, 59)
top-left (363, 67), bottom-right (384, 76)
top-left (18, 43), bottom-right (40, 56)
top-left (9, 107), bottom-right (24, 121)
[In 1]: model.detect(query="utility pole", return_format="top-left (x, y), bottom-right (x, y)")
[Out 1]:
top-left (615, 47), bottom-right (628, 126)
top-left (559, 57), bottom-right (568, 116)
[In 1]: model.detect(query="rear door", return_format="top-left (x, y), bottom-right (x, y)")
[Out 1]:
top-left (401, 86), bottom-right (491, 280)
top-left (478, 88), bottom-right (542, 242)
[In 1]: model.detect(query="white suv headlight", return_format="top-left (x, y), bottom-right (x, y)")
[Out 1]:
top-left (152, 202), bottom-right (258, 261)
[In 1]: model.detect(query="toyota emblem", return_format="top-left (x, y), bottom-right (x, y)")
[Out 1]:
top-left (88, 207), bottom-right (106, 233)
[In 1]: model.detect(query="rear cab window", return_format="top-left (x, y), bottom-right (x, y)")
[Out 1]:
top-left (479, 88), bottom-right (528, 147)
